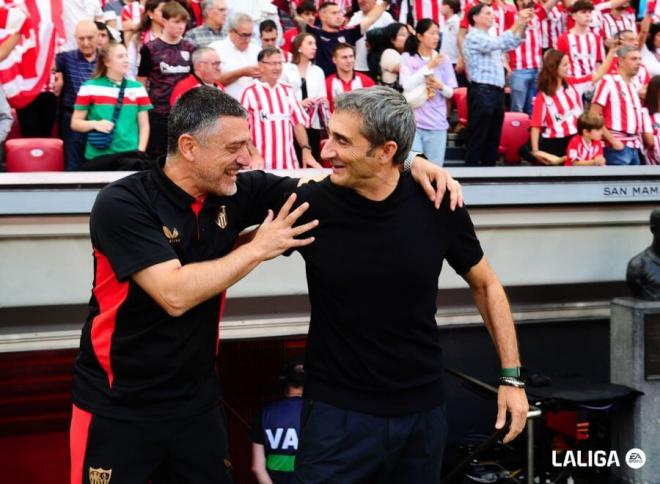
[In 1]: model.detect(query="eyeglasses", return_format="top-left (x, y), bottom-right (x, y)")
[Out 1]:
top-left (259, 60), bottom-right (283, 66)
top-left (232, 30), bottom-right (253, 38)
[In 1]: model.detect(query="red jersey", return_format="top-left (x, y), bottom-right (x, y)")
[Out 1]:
top-left (565, 134), bottom-right (604, 165)
top-left (282, 27), bottom-right (300, 53)
top-left (460, 1), bottom-right (516, 37)
top-left (241, 81), bottom-right (309, 170)
top-left (325, 72), bottom-right (375, 111)
top-left (507, 5), bottom-right (547, 70)
top-left (556, 30), bottom-right (604, 77)
top-left (170, 74), bottom-right (224, 107)
top-left (541, 4), bottom-right (567, 49)
top-left (531, 75), bottom-right (593, 138)
top-left (593, 73), bottom-right (644, 147)
top-left (600, 10), bottom-right (637, 39)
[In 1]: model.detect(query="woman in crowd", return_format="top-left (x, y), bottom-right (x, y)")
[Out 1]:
top-left (399, 19), bottom-right (457, 166)
top-left (281, 32), bottom-right (328, 160)
top-left (366, 22), bottom-right (410, 90)
top-left (642, 23), bottom-right (660, 77)
top-left (71, 42), bottom-right (152, 163)
top-left (642, 75), bottom-right (660, 165)
top-left (526, 47), bottom-right (615, 165)
top-left (126, 0), bottom-right (166, 79)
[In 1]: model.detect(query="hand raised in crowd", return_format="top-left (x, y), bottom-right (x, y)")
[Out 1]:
top-left (94, 120), bottom-right (115, 133)
top-left (251, 193), bottom-right (318, 261)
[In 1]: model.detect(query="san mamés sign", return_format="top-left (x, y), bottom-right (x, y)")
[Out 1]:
top-left (603, 184), bottom-right (660, 198)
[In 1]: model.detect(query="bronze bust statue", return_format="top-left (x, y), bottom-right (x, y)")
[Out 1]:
top-left (627, 208), bottom-right (660, 301)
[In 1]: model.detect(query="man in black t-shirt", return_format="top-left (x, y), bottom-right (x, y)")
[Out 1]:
top-left (294, 1), bottom-right (388, 76)
top-left (70, 86), bottom-right (462, 484)
top-left (289, 86), bottom-right (529, 483)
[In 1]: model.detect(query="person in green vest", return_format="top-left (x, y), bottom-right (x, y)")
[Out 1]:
top-left (71, 41), bottom-right (152, 161)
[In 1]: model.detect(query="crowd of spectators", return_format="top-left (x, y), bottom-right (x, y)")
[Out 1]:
top-left (3, 0), bottom-right (660, 170)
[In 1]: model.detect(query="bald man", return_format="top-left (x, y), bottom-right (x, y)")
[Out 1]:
top-left (55, 20), bottom-right (99, 171)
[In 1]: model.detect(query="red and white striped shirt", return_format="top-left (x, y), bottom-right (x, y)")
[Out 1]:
top-left (565, 134), bottom-right (604, 165)
top-left (508, 6), bottom-right (547, 70)
top-left (593, 74), bottom-right (644, 146)
top-left (121, 1), bottom-right (143, 26)
top-left (241, 81), bottom-right (309, 170)
top-left (541, 4), bottom-right (567, 49)
top-left (460, 1), bottom-right (515, 37)
top-left (325, 72), bottom-right (375, 111)
top-left (600, 11), bottom-right (637, 39)
top-left (641, 108), bottom-right (660, 164)
top-left (531, 76), bottom-right (592, 138)
top-left (556, 31), bottom-right (604, 77)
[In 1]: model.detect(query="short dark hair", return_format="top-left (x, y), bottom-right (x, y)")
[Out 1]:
top-left (259, 19), bottom-right (277, 34)
top-left (161, 1), bottom-right (190, 21)
top-left (571, 0), bottom-right (594, 13)
top-left (168, 86), bottom-right (246, 154)
top-left (444, 0), bottom-right (460, 15)
top-left (318, 1), bottom-right (338, 12)
top-left (468, 2), bottom-right (488, 26)
top-left (332, 41), bottom-right (355, 56)
top-left (257, 46), bottom-right (282, 61)
top-left (297, 1), bottom-right (317, 15)
top-left (577, 111), bottom-right (604, 133)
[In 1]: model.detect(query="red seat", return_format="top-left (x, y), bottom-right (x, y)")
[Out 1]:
top-left (5, 138), bottom-right (64, 172)
top-left (452, 87), bottom-right (468, 125)
top-left (498, 112), bottom-right (531, 165)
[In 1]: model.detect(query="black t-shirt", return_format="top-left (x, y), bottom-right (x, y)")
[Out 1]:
top-left (72, 162), bottom-right (296, 420)
top-left (307, 25), bottom-right (362, 76)
top-left (138, 38), bottom-right (195, 115)
top-left (292, 172), bottom-right (484, 416)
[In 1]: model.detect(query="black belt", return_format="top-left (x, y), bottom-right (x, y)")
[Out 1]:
top-left (470, 82), bottom-right (504, 91)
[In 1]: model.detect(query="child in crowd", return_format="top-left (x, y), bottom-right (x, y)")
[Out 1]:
top-left (564, 111), bottom-right (606, 165)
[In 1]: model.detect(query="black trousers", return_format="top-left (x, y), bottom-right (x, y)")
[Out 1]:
top-left (465, 83), bottom-right (505, 167)
top-left (294, 400), bottom-right (448, 483)
top-left (147, 111), bottom-right (169, 159)
top-left (17, 92), bottom-right (57, 137)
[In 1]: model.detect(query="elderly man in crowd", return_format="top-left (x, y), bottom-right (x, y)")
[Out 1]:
top-left (185, 0), bottom-right (228, 47)
top-left (463, 3), bottom-right (532, 166)
top-left (591, 45), bottom-right (646, 165)
top-left (55, 20), bottom-right (99, 171)
top-left (211, 13), bottom-right (262, 100)
top-left (170, 47), bottom-right (225, 106)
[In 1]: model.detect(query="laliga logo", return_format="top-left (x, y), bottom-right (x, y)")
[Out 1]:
top-left (552, 449), bottom-right (646, 469)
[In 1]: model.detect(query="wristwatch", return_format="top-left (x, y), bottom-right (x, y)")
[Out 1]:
top-left (301, 145), bottom-right (312, 151)
top-left (403, 151), bottom-right (421, 171)
top-left (500, 366), bottom-right (528, 380)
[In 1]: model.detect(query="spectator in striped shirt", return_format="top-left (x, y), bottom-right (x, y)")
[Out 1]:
top-left (608, 30), bottom-right (651, 96)
top-left (241, 47), bottom-right (323, 169)
top-left (556, 0), bottom-right (605, 79)
top-left (601, 2), bottom-right (637, 39)
top-left (55, 20), bottom-right (99, 171)
top-left (525, 47), bottom-right (614, 165)
top-left (184, 0), bottom-right (228, 47)
top-left (641, 75), bottom-right (660, 164)
top-left (507, 0), bottom-right (559, 115)
top-left (564, 111), bottom-right (606, 165)
top-left (590, 45), bottom-right (645, 164)
top-left (325, 43), bottom-right (376, 111)
top-left (71, 42), bottom-right (152, 161)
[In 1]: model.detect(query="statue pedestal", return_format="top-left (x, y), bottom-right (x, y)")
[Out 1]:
top-left (611, 298), bottom-right (660, 484)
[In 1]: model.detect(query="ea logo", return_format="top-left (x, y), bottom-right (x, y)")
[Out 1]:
top-left (625, 448), bottom-right (646, 469)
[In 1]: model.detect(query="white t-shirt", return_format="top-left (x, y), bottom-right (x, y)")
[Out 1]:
top-left (441, 14), bottom-right (460, 65)
top-left (62, 0), bottom-right (103, 51)
top-left (347, 10), bottom-right (394, 72)
top-left (209, 38), bottom-right (261, 100)
top-left (281, 62), bottom-right (328, 129)
top-left (642, 45), bottom-right (660, 78)
top-left (380, 48), bottom-right (401, 84)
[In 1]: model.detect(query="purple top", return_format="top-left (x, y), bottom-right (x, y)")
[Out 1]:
top-left (400, 52), bottom-right (457, 131)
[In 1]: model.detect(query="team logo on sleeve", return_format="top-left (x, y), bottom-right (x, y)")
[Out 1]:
top-left (162, 225), bottom-right (181, 243)
top-left (216, 206), bottom-right (228, 229)
top-left (180, 51), bottom-right (190, 61)
top-left (89, 467), bottom-right (112, 484)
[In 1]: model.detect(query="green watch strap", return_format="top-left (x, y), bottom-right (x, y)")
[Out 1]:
top-left (501, 367), bottom-right (522, 378)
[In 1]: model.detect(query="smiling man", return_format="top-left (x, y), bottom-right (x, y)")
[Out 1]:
top-left (288, 86), bottom-right (529, 483)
